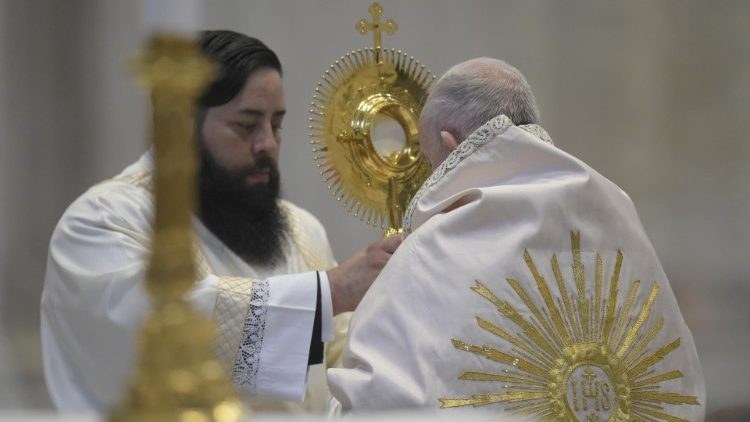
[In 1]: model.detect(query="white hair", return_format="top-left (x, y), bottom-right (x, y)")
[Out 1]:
top-left (420, 57), bottom-right (540, 160)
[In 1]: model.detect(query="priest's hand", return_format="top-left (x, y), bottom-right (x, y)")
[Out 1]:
top-left (327, 235), bottom-right (402, 315)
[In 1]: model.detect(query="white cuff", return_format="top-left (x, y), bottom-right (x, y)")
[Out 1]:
top-left (319, 271), bottom-right (334, 342)
top-left (254, 271), bottom-right (317, 401)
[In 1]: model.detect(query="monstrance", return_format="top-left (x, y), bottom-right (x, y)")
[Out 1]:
top-left (310, 2), bottom-right (434, 237)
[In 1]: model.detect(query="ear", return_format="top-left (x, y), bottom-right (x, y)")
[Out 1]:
top-left (440, 130), bottom-right (460, 152)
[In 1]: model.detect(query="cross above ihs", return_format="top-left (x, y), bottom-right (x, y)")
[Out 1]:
top-left (356, 2), bottom-right (398, 62)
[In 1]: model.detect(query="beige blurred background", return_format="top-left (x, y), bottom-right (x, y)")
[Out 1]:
top-left (1, 0), bottom-right (748, 415)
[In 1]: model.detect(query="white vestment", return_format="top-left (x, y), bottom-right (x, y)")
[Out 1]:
top-left (41, 151), bottom-right (346, 413)
top-left (328, 115), bottom-right (705, 421)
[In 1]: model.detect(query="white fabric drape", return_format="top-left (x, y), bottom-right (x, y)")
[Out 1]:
top-left (329, 115), bottom-right (705, 421)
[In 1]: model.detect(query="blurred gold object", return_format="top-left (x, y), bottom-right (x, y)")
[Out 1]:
top-left (310, 2), bottom-right (434, 235)
top-left (110, 34), bottom-right (243, 422)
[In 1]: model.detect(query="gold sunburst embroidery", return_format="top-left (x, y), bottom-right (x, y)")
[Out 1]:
top-left (439, 231), bottom-right (699, 421)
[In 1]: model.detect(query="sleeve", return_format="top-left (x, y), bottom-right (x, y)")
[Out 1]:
top-left (41, 187), bottom-right (318, 411)
top-left (280, 201), bottom-right (340, 357)
top-left (41, 188), bottom-right (153, 411)
top-left (211, 272), bottom-right (318, 401)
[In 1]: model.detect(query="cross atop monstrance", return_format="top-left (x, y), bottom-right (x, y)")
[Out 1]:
top-left (356, 2), bottom-right (398, 62)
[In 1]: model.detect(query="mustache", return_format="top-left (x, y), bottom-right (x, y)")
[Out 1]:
top-left (237, 156), bottom-right (277, 175)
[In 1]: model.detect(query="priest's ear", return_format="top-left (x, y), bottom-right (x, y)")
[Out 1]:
top-left (440, 130), bottom-right (460, 153)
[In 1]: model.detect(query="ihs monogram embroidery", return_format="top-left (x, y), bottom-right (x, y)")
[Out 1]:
top-left (569, 366), bottom-right (613, 416)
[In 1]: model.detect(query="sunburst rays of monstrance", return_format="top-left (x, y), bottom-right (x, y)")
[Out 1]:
top-left (310, 2), bottom-right (435, 236)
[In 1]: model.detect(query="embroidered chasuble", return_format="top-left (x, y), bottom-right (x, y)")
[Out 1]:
top-left (41, 151), bottom-right (347, 413)
top-left (328, 115), bottom-right (705, 421)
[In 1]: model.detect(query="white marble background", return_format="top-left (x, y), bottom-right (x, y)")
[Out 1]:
top-left (1, 0), bottom-right (748, 416)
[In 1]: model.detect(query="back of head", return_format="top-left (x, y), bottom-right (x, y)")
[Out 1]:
top-left (420, 57), bottom-right (539, 144)
top-left (197, 30), bottom-right (282, 108)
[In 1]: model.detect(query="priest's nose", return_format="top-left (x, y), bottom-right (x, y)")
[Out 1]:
top-left (251, 124), bottom-right (279, 156)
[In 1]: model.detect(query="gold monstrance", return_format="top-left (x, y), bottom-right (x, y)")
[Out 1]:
top-left (110, 35), bottom-right (242, 421)
top-left (310, 2), bottom-right (434, 236)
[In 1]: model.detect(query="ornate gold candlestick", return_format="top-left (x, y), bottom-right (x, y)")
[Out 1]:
top-left (310, 2), bottom-right (434, 237)
top-left (110, 34), bottom-right (243, 422)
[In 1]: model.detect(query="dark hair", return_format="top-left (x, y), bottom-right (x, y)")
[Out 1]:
top-left (197, 30), bottom-right (282, 107)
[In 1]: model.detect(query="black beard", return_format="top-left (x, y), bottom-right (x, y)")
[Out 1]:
top-left (197, 146), bottom-right (288, 268)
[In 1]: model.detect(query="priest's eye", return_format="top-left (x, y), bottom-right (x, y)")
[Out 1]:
top-left (234, 122), bottom-right (257, 132)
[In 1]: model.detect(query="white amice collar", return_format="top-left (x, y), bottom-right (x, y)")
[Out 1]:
top-left (403, 114), bottom-right (554, 235)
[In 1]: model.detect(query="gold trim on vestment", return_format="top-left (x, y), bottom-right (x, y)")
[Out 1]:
top-left (213, 276), bottom-right (257, 371)
top-left (282, 203), bottom-right (330, 271)
top-left (192, 239), bottom-right (211, 280)
top-left (112, 170), bottom-right (154, 191)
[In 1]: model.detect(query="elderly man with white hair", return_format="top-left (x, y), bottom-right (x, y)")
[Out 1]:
top-left (327, 58), bottom-right (705, 420)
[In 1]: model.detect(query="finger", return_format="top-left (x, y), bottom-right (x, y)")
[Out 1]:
top-left (379, 234), bottom-right (402, 254)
